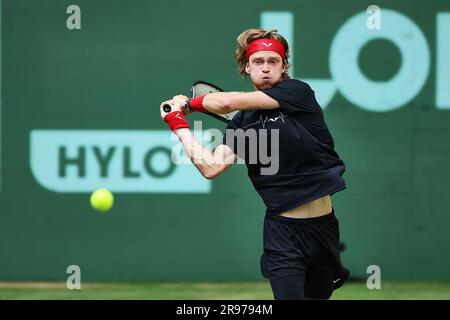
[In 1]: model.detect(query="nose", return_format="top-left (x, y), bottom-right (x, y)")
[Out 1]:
top-left (262, 62), bottom-right (270, 72)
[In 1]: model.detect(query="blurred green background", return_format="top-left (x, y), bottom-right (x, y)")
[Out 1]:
top-left (1, 0), bottom-right (450, 288)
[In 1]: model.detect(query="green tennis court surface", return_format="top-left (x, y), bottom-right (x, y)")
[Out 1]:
top-left (1, 281), bottom-right (449, 300)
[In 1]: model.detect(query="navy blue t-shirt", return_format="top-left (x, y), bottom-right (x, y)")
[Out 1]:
top-left (222, 79), bottom-right (346, 215)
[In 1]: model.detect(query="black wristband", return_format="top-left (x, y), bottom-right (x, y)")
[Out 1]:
top-left (185, 98), bottom-right (192, 112)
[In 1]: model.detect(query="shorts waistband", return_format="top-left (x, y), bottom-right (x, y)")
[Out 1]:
top-left (266, 210), bottom-right (336, 226)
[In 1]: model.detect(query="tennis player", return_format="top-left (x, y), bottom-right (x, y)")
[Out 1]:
top-left (160, 28), bottom-right (349, 300)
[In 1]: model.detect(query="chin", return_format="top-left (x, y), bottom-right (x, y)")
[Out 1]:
top-left (254, 80), bottom-right (275, 90)
top-left (258, 84), bottom-right (272, 90)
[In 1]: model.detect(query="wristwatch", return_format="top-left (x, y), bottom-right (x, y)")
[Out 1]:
top-left (185, 98), bottom-right (192, 112)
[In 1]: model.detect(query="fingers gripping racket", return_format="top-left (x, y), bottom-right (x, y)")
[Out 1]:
top-left (163, 80), bottom-right (238, 123)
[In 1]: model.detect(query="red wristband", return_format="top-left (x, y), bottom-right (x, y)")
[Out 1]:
top-left (164, 111), bottom-right (190, 131)
top-left (189, 96), bottom-right (206, 112)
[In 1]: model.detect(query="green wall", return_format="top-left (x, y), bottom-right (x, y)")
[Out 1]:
top-left (1, 0), bottom-right (450, 281)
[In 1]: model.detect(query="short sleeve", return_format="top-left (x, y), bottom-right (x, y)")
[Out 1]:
top-left (261, 79), bottom-right (318, 114)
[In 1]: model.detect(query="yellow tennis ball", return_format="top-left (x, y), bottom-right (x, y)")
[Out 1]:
top-left (90, 188), bottom-right (114, 212)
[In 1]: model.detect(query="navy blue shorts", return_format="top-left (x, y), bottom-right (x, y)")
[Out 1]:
top-left (260, 210), bottom-right (350, 300)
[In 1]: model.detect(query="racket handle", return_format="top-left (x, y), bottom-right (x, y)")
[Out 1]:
top-left (163, 104), bottom-right (172, 113)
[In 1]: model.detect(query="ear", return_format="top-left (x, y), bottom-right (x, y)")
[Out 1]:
top-left (245, 63), bottom-right (250, 74)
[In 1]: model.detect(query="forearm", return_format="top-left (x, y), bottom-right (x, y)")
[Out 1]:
top-left (160, 102), bottom-right (236, 178)
top-left (175, 128), bottom-right (220, 179)
top-left (202, 92), bottom-right (240, 113)
top-left (201, 91), bottom-right (279, 113)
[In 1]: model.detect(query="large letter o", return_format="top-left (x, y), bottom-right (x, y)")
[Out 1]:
top-left (330, 10), bottom-right (430, 112)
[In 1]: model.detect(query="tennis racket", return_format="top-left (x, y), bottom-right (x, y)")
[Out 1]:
top-left (163, 80), bottom-right (238, 123)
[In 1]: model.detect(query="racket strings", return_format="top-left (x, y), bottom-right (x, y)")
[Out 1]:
top-left (191, 82), bottom-right (239, 121)
top-left (192, 83), bottom-right (222, 97)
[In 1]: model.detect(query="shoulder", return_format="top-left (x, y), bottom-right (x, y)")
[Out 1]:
top-left (261, 79), bottom-right (320, 114)
top-left (272, 79), bottom-right (312, 92)
top-left (263, 79), bottom-right (314, 100)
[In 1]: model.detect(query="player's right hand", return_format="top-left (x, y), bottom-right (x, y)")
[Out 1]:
top-left (172, 95), bottom-right (192, 116)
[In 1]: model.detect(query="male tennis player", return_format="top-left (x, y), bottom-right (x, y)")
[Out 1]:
top-left (160, 28), bottom-right (349, 300)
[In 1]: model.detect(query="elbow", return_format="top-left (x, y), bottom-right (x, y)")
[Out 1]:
top-left (203, 171), bottom-right (219, 180)
top-left (202, 167), bottom-right (222, 180)
top-left (203, 174), bottom-right (215, 180)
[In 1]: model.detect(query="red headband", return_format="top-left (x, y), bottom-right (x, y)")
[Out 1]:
top-left (246, 38), bottom-right (286, 60)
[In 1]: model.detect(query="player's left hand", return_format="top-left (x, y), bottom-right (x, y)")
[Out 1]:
top-left (160, 99), bottom-right (182, 120)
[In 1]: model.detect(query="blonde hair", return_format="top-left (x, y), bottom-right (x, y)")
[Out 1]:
top-left (235, 28), bottom-right (291, 80)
